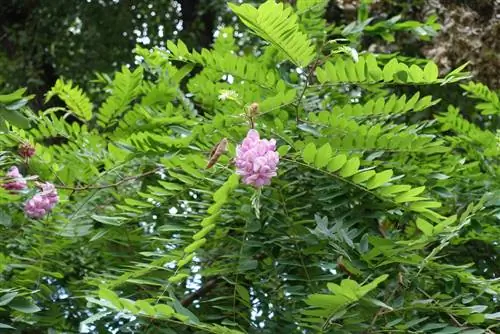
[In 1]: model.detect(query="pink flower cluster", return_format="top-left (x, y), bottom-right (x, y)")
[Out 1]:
top-left (2, 163), bottom-right (59, 219)
top-left (24, 182), bottom-right (59, 219)
top-left (235, 129), bottom-right (279, 187)
top-left (2, 166), bottom-right (27, 191)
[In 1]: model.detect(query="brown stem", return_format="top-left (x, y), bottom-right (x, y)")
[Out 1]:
top-left (55, 168), bottom-right (160, 191)
top-left (368, 273), bottom-right (403, 331)
top-left (295, 52), bottom-right (324, 122)
top-left (181, 278), bottom-right (219, 307)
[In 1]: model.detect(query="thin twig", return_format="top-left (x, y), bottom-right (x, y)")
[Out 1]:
top-left (295, 58), bottom-right (321, 122)
top-left (417, 287), bottom-right (464, 328)
top-left (369, 276), bottom-right (401, 331)
top-left (278, 188), bottom-right (311, 281)
top-left (233, 223), bottom-right (248, 323)
top-left (55, 168), bottom-right (160, 191)
top-left (181, 278), bottom-right (219, 307)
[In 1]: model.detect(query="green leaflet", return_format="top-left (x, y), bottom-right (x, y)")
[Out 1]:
top-left (366, 170), bottom-right (393, 189)
top-left (416, 218), bottom-right (434, 237)
top-left (339, 157), bottom-right (360, 177)
top-left (302, 142), bottom-right (317, 163)
top-left (98, 288), bottom-right (122, 309)
top-left (327, 154), bottom-right (347, 172)
top-left (183, 238), bottom-right (207, 254)
top-left (352, 170), bottom-right (376, 184)
top-left (307, 111), bottom-right (447, 154)
top-left (315, 143), bottom-right (332, 168)
top-left (331, 92), bottom-right (439, 117)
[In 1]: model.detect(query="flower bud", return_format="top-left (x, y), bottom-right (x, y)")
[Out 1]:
top-left (19, 143), bottom-right (36, 158)
top-left (247, 102), bottom-right (260, 118)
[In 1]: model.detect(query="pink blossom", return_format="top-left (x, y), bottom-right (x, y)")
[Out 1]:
top-left (39, 182), bottom-right (59, 209)
top-left (2, 166), bottom-right (27, 191)
top-left (24, 194), bottom-right (50, 219)
top-left (235, 129), bottom-right (279, 187)
top-left (24, 182), bottom-right (59, 219)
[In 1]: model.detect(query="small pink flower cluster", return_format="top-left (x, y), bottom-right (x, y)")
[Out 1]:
top-left (235, 129), bottom-right (279, 187)
top-left (2, 166), bottom-right (58, 219)
top-left (2, 167), bottom-right (27, 191)
top-left (24, 183), bottom-right (59, 219)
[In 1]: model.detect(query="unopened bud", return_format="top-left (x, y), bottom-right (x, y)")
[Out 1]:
top-left (247, 102), bottom-right (260, 118)
top-left (19, 142), bottom-right (36, 158)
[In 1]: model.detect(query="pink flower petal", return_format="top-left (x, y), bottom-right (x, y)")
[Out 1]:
top-left (235, 129), bottom-right (279, 188)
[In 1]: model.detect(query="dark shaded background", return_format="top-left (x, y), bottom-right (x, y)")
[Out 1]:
top-left (0, 0), bottom-right (498, 107)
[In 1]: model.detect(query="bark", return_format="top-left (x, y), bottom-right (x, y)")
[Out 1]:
top-left (422, 0), bottom-right (500, 88)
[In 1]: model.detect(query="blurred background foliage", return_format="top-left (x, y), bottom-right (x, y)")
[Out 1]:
top-left (1, 0), bottom-right (498, 105)
top-left (0, 0), bottom-right (224, 105)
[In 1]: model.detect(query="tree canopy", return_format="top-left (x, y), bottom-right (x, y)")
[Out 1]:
top-left (0, 1), bottom-right (498, 333)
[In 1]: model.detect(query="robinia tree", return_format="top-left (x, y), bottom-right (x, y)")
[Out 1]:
top-left (0, 1), bottom-right (499, 333)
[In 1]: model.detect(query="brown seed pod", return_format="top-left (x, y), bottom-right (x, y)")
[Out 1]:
top-left (206, 138), bottom-right (228, 169)
top-left (337, 256), bottom-right (353, 277)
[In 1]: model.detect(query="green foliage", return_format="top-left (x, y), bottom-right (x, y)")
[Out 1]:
top-left (460, 82), bottom-right (500, 116)
top-left (315, 54), bottom-right (468, 84)
top-left (329, 92), bottom-right (440, 117)
top-left (350, 13), bottom-right (440, 42)
top-left (0, 88), bottom-right (33, 131)
top-left (296, 0), bottom-right (328, 39)
top-left (229, 1), bottom-right (316, 67)
top-left (45, 79), bottom-right (93, 121)
top-left (97, 66), bottom-right (144, 128)
top-left (436, 106), bottom-right (499, 158)
top-left (303, 274), bottom-right (388, 328)
top-left (0, 1), bottom-right (498, 333)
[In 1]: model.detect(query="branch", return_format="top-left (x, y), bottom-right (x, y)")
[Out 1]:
top-left (295, 57), bottom-right (320, 122)
top-left (55, 167), bottom-right (160, 191)
top-left (181, 277), bottom-right (219, 307)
